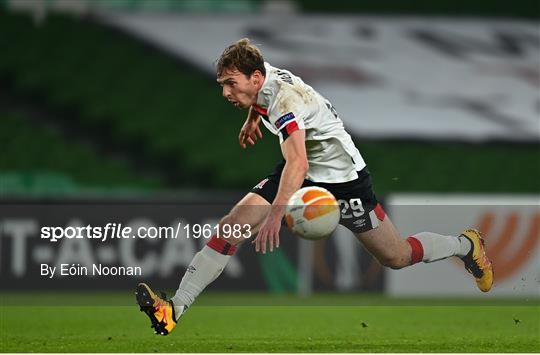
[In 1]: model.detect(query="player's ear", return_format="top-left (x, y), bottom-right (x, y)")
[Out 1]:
top-left (251, 70), bottom-right (262, 85)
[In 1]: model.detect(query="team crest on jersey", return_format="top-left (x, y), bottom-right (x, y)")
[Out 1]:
top-left (275, 112), bottom-right (295, 129)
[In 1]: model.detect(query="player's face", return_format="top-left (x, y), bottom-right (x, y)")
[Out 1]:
top-left (217, 67), bottom-right (262, 109)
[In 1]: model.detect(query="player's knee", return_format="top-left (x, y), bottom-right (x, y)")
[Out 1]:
top-left (378, 253), bottom-right (408, 270)
top-left (219, 213), bottom-right (243, 229)
top-left (218, 213), bottom-right (250, 246)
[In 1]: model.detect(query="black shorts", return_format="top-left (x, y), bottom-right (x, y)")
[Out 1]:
top-left (250, 161), bottom-right (386, 234)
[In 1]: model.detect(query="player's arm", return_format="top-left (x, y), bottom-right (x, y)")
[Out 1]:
top-left (272, 129), bottom-right (308, 213)
top-left (247, 106), bottom-right (260, 122)
top-left (239, 106), bottom-right (263, 148)
top-left (254, 129), bottom-right (308, 253)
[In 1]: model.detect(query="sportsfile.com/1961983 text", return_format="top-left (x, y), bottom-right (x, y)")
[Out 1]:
top-left (40, 222), bottom-right (252, 243)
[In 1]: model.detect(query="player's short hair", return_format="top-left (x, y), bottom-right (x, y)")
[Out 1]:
top-left (216, 38), bottom-right (266, 77)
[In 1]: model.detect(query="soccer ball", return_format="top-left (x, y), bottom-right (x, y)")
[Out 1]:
top-left (285, 186), bottom-right (340, 240)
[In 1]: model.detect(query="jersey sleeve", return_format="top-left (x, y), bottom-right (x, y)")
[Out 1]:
top-left (268, 91), bottom-right (307, 144)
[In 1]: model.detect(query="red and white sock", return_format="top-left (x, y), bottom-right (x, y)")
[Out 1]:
top-left (171, 235), bottom-right (236, 318)
top-left (406, 232), bottom-right (471, 264)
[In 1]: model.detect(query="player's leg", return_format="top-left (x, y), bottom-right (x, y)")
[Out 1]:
top-left (354, 215), bottom-right (493, 292)
top-left (352, 213), bottom-right (411, 269)
top-left (136, 192), bottom-right (270, 335)
top-left (353, 215), bottom-right (472, 269)
top-left (136, 162), bottom-right (284, 336)
top-left (170, 192), bottom-right (270, 310)
top-left (331, 167), bottom-right (492, 292)
top-left (167, 168), bottom-right (284, 316)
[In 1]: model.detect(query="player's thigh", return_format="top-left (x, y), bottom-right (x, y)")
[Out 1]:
top-left (354, 217), bottom-right (411, 268)
top-left (220, 192), bottom-right (270, 245)
top-left (317, 167), bottom-right (411, 268)
top-left (354, 216), bottom-right (402, 254)
top-left (226, 192), bottom-right (270, 226)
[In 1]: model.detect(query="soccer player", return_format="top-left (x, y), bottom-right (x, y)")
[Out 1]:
top-left (136, 38), bottom-right (493, 335)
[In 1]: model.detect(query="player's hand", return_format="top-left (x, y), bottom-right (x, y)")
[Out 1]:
top-left (239, 118), bottom-right (263, 149)
top-left (253, 213), bottom-right (281, 254)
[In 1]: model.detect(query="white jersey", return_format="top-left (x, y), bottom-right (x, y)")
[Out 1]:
top-left (252, 62), bottom-right (366, 183)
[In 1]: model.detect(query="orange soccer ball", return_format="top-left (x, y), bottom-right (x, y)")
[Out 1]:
top-left (285, 186), bottom-right (340, 240)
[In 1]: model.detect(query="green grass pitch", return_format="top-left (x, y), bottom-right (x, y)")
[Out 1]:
top-left (1, 292), bottom-right (539, 352)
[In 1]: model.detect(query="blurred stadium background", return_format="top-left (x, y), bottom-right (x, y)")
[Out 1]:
top-left (0, 0), bottom-right (539, 352)
top-left (0, 0), bottom-right (540, 352)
